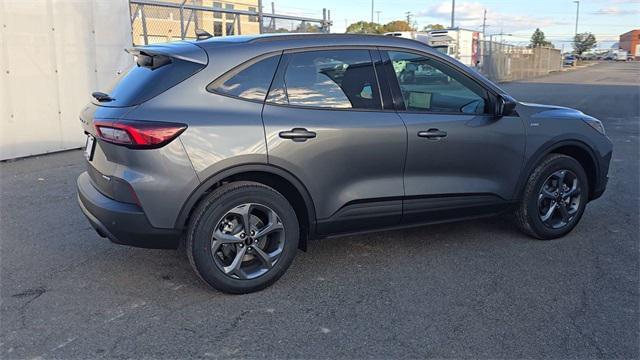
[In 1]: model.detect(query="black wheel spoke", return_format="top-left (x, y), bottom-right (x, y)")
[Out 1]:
top-left (223, 245), bottom-right (248, 279)
top-left (251, 246), bottom-right (275, 268)
top-left (540, 202), bottom-right (558, 222)
top-left (558, 204), bottom-right (571, 222)
top-left (254, 210), bottom-right (284, 239)
top-left (563, 179), bottom-right (581, 198)
top-left (556, 170), bottom-right (567, 188)
top-left (229, 204), bottom-right (254, 236)
top-left (211, 229), bottom-right (242, 252)
top-left (540, 187), bottom-right (555, 199)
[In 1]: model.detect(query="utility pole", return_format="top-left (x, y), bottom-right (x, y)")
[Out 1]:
top-left (573, 0), bottom-right (580, 36)
top-left (257, 0), bottom-right (264, 34)
top-left (270, 2), bottom-right (275, 31)
top-left (376, 11), bottom-right (381, 24)
top-left (482, 9), bottom-right (487, 36)
top-left (405, 11), bottom-right (412, 25)
top-left (450, 0), bottom-right (455, 28)
top-left (371, 0), bottom-right (374, 23)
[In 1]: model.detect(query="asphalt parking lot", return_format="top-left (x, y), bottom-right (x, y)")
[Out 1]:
top-left (1, 62), bottom-right (638, 359)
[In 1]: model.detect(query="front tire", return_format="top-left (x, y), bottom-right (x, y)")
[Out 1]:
top-left (186, 181), bottom-right (299, 294)
top-left (516, 154), bottom-right (589, 240)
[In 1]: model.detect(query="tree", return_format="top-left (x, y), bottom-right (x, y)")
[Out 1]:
top-left (422, 24), bottom-right (445, 32)
top-left (573, 32), bottom-right (597, 55)
top-left (529, 28), bottom-right (553, 48)
top-left (345, 21), bottom-right (383, 34)
top-left (296, 23), bottom-right (321, 33)
top-left (382, 20), bottom-right (414, 32)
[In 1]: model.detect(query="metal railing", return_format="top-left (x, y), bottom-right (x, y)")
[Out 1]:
top-left (129, 0), bottom-right (332, 45)
top-left (477, 41), bottom-right (562, 82)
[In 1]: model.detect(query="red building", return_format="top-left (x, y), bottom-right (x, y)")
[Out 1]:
top-left (620, 29), bottom-right (640, 60)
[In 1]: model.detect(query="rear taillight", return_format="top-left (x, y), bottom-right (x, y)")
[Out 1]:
top-left (94, 120), bottom-right (186, 149)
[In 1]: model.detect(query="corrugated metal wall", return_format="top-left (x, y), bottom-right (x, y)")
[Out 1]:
top-left (0, 0), bottom-right (133, 160)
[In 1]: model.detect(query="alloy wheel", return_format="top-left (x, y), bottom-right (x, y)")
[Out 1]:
top-left (537, 169), bottom-right (582, 229)
top-left (211, 203), bottom-right (285, 280)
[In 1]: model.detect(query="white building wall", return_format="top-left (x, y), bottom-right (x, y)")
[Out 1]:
top-left (1, 0), bottom-right (133, 160)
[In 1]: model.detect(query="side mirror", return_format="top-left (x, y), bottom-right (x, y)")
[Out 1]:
top-left (496, 94), bottom-right (517, 117)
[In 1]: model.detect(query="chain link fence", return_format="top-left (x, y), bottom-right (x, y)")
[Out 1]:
top-left (129, 0), bottom-right (331, 45)
top-left (477, 41), bottom-right (562, 82)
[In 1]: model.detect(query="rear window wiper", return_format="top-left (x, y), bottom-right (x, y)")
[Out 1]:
top-left (92, 91), bottom-right (114, 102)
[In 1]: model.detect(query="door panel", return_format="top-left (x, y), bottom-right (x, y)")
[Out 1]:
top-left (262, 48), bottom-right (406, 233)
top-left (381, 50), bottom-right (525, 220)
top-left (401, 113), bottom-right (525, 199)
top-left (263, 105), bottom-right (406, 228)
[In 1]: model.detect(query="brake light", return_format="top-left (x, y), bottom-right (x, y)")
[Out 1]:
top-left (94, 120), bottom-right (186, 149)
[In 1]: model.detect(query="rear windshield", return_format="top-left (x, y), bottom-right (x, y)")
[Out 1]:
top-left (97, 58), bottom-right (204, 107)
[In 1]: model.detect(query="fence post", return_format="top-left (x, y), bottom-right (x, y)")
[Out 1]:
top-left (322, 8), bottom-right (327, 32)
top-left (193, 7), bottom-right (199, 31)
top-left (236, 14), bottom-right (241, 35)
top-left (140, 4), bottom-right (149, 45)
top-left (258, 0), bottom-right (264, 34)
top-left (179, 0), bottom-right (186, 39)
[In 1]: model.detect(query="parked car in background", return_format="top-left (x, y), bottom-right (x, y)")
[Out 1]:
top-left (615, 50), bottom-right (629, 61)
top-left (77, 33), bottom-right (612, 293)
top-left (563, 55), bottom-right (577, 66)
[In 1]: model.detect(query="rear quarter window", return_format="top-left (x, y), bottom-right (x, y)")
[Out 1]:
top-left (207, 54), bottom-right (281, 102)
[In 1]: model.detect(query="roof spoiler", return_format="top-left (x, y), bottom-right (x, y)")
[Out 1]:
top-left (125, 42), bottom-right (208, 66)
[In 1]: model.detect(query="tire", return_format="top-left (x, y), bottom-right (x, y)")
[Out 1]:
top-left (186, 181), bottom-right (299, 294)
top-left (516, 154), bottom-right (589, 240)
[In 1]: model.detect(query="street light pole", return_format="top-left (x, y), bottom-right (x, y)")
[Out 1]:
top-left (371, 0), bottom-right (374, 23)
top-left (573, 0), bottom-right (580, 36)
top-left (482, 9), bottom-right (486, 36)
top-left (450, 0), bottom-right (455, 28)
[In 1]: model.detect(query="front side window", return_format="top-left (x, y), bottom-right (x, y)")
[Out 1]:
top-left (267, 49), bottom-right (381, 110)
top-left (208, 54), bottom-right (281, 101)
top-left (387, 51), bottom-right (487, 114)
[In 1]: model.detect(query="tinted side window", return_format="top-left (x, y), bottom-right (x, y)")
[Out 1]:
top-left (387, 51), bottom-right (487, 114)
top-left (208, 54), bottom-right (281, 101)
top-left (268, 49), bottom-right (381, 110)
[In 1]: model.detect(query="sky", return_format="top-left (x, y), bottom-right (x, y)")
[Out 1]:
top-left (272, 0), bottom-right (640, 49)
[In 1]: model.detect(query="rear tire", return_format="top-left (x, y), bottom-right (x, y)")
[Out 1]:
top-left (516, 154), bottom-right (589, 240)
top-left (186, 181), bottom-right (299, 294)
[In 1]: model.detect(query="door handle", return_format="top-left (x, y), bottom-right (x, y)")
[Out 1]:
top-left (279, 128), bottom-right (317, 142)
top-left (418, 129), bottom-right (447, 139)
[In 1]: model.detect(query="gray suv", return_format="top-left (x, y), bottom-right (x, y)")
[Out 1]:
top-left (77, 34), bottom-right (612, 293)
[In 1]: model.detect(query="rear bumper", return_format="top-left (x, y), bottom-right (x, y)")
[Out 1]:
top-left (77, 172), bottom-right (181, 249)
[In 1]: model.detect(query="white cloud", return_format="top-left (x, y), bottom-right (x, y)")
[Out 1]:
top-left (592, 6), bottom-right (640, 15)
top-left (416, 1), bottom-right (570, 33)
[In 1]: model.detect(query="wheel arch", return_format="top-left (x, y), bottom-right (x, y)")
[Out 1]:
top-left (517, 139), bottom-right (600, 201)
top-left (175, 164), bottom-right (317, 250)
